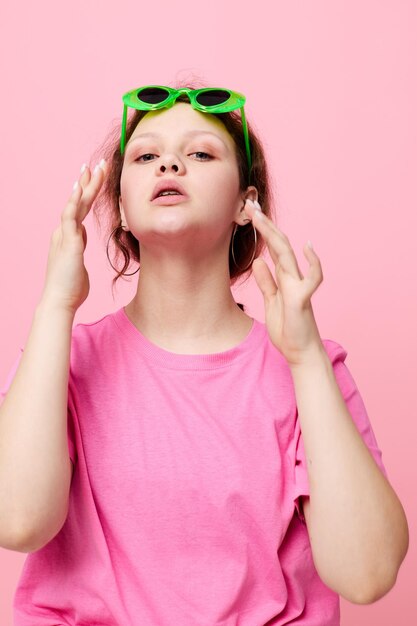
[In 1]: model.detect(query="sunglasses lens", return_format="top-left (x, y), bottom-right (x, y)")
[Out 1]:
top-left (137, 87), bottom-right (170, 105)
top-left (195, 89), bottom-right (231, 107)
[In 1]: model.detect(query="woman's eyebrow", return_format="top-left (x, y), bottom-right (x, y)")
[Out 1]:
top-left (127, 130), bottom-right (228, 148)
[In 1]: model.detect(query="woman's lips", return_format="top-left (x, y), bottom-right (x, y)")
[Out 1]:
top-left (151, 194), bottom-right (189, 205)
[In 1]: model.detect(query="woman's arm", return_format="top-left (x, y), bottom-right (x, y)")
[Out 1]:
top-left (0, 301), bottom-right (75, 552)
top-left (243, 201), bottom-right (409, 603)
top-left (290, 346), bottom-right (409, 605)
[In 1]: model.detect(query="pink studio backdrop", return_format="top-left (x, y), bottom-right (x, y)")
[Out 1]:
top-left (0, 1), bottom-right (414, 624)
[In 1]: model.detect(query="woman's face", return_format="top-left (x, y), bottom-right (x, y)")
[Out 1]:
top-left (118, 102), bottom-right (255, 253)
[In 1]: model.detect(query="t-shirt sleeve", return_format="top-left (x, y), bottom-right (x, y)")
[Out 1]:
top-left (0, 347), bottom-right (77, 465)
top-left (293, 339), bottom-right (388, 523)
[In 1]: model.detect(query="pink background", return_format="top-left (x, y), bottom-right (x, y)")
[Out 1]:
top-left (0, 0), bottom-right (415, 623)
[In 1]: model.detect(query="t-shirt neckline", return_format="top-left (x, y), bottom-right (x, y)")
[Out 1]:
top-left (111, 306), bottom-right (264, 370)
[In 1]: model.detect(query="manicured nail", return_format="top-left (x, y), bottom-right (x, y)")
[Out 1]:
top-left (73, 180), bottom-right (79, 191)
top-left (307, 240), bottom-right (314, 250)
top-left (99, 158), bottom-right (106, 168)
top-left (93, 164), bottom-right (100, 175)
top-left (254, 200), bottom-right (261, 211)
top-left (80, 163), bottom-right (87, 174)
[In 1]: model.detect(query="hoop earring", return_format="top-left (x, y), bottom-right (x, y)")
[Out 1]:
top-left (231, 222), bottom-right (257, 272)
top-left (106, 225), bottom-right (140, 276)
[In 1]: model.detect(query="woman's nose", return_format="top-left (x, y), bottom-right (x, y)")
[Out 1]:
top-left (158, 154), bottom-right (183, 174)
top-left (160, 163), bottom-right (179, 172)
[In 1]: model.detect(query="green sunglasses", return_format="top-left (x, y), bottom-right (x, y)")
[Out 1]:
top-left (120, 85), bottom-right (252, 176)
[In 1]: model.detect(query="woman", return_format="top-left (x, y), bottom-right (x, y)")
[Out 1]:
top-left (0, 83), bottom-right (408, 625)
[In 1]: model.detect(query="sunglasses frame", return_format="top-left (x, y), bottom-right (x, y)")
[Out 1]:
top-left (120, 85), bottom-right (252, 175)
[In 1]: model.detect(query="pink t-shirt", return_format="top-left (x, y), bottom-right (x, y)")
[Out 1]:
top-left (1, 307), bottom-right (388, 625)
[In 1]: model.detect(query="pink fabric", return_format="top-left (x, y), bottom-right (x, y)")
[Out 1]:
top-left (1, 307), bottom-right (388, 625)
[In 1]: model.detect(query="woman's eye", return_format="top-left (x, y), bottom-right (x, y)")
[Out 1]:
top-left (135, 153), bottom-right (155, 162)
top-left (134, 151), bottom-right (212, 163)
top-left (193, 151), bottom-right (212, 160)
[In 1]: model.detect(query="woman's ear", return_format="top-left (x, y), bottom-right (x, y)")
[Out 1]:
top-left (235, 186), bottom-right (259, 226)
top-left (119, 196), bottom-right (127, 225)
top-left (243, 186), bottom-right (259, 206)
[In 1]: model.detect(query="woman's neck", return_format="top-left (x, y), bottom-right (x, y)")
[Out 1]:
top-left (124, 264), bottom-right (253, 354)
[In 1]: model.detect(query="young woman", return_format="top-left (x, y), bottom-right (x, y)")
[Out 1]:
top-left (0, 84), bottom-right (408, 625)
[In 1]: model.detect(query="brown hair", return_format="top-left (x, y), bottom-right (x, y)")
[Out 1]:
top-left (91, 79), bottom-right (276, 307)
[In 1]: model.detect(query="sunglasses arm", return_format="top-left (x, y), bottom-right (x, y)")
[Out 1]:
top-left (120, 104), bottom-right (128, 155)
top-left (240, 106), bottom-right (252, 172)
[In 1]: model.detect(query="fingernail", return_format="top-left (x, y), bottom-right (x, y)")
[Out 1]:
top-left (80, 163), bottom-right (87, 174)
top-left (254, 200), bottom-right (261, 211)
top-left (307, 240), bottom-right (314, 250)
top-left (99, 158), bottom-right (106, 169)
top-left (93, 164), bottom-right (100, 175)
top-left (73, 180), bottom-right (79, 191)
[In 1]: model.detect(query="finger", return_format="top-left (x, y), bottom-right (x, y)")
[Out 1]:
top-left (63, 159), bottom-right (106, 228)
top-left (77, 160), bottom-right (107, 222)
top-left (245, 201), bottom-right (303, 280)
top-left (252, 257), bottom-right (278, 304)
top-left (303, 242), bottom-right (323, 290)
top-left (61, 179), bottom-right (84, 237)
top-left (79, 162), bottom-right (92, 187)
top-left (74, 162), bottom-right (94, 225)
top-left (63, 164), bottom-right (90, 219)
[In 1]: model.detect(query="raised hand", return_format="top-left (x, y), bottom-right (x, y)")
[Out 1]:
top-left (40, 159), bottom-right (107, 314)
top-left (244, 199), bottom-right (325, 367)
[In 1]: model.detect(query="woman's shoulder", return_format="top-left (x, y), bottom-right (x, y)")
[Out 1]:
top-left (70, 308), bottom-right (122, 354)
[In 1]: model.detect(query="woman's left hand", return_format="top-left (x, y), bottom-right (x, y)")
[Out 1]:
top-left (244, 199), bottom-right (325, 368)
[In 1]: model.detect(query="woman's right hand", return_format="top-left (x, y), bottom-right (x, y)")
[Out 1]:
top-left (40, 159), bottom-right (107, 314)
